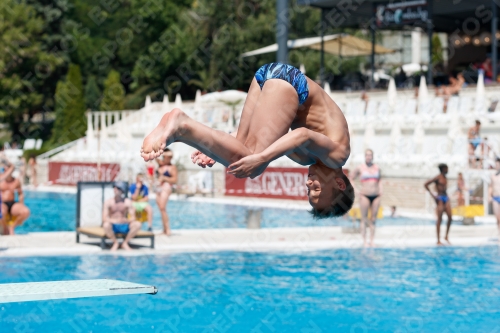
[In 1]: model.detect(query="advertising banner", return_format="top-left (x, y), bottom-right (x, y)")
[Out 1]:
top-left (225, 167), bottom-right (309, 200)
top-left (48, 162), bottom-right (120, 185)
top-left (375, 1), bottom-right (428, 28)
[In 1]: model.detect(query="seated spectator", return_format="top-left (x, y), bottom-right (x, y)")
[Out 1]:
top-left (0, 170), bottom-right (30, 235)
top-left (436, 73), bottom-right (465, 97)
top-left (102, 181), bottom-right (141, 251)
top-left (468, 120), bottom-right (483, 168)
top-left (129, 173), bottom-right (153, 231)
top-left (482, 57), bottom-right (493, 82)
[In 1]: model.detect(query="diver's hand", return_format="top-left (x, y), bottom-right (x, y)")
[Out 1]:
top-left (228, 154), bottom-right (268, 179)
top-left (190, 150), bottom-right (215, 168)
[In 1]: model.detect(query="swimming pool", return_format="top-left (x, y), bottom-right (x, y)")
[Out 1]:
top-left (1, 246), bottom-right (499, 332)
top-left (19, 191), bottom-right (434, 233)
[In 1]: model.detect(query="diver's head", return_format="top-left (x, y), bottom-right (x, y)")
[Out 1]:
top-left (307, 164), bottom-right (354, 219)
top-left (364, 149), bottom-right (374, 165)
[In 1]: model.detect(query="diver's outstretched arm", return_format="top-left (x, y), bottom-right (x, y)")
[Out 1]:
top-left (228, 128), bottom-right (349, 178)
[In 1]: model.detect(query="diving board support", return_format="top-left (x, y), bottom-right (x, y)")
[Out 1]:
top-left (0, 279), bottom-right (157, 304)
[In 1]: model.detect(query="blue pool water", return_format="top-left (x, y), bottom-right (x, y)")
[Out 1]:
top-left (19, 191), bottom-right (433, 233)
top-left (1, 247), bottom-right (500, 332)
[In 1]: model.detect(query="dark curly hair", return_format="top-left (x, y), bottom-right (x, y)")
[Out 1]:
top-left (309, 173), bottom-right (355, 219)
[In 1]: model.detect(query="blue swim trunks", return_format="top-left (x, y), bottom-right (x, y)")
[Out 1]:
top-left (436, 195), bottom-right (449, 204)
top-left (493, 196), bottom-right (500, 204)
top-left (112, 223), bottom-right (130, 234)
top-left (470, 138), bottom-right (482, 149)
top-left (255, 63), bottom-right (309, 105)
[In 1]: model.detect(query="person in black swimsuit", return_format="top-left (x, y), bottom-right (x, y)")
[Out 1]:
top-left (0, 170), bottom-right (30, 235)
top-left (155, 149), bottom-right (177, 235)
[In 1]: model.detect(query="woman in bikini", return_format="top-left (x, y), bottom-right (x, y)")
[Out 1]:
top-left (350, 149), bottom-right (382, 247)
top-left (155, 149), bottom-right (177, 235)
top-left (141, 63), bottom-right (354, 218)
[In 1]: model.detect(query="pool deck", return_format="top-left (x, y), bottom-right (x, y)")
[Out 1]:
top-left (1, 224), bottom-right (498, 257)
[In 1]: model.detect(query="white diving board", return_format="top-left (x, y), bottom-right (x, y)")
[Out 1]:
top-left (0, 279), bottom-right (157, 303)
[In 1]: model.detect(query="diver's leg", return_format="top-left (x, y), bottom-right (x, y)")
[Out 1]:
top-left (235, 78), bottom-right (263, 144)
top-left (142, 108), bottom-right (252, 164)
top-left (243, 79), bottom-right (299, 154)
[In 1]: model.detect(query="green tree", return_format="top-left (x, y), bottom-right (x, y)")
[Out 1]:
top-left (84, 76), bottom-right (101, 110)
top-left (100, 70), bottom-right (125, 111)
top-left (432, 34), bottom-right (444, 65)
top-left (50, 64), bottom-right (86, 146)
top-left (0, 0), bottom-right (63, 140)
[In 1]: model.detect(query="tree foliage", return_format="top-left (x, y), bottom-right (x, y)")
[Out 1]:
top-left (2, 0), bottom-right (366, 145)
top-left (100, 70), bottom-right (124, 111)
top-left (50, 64), bottom-right (86, 146)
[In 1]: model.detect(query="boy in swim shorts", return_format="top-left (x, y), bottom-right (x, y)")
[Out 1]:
top-left (424, 164), bottom-right (452, 246)
top-left (142, 63), bottom-right (354, 218)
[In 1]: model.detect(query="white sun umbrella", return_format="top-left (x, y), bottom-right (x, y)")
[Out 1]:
top-left (389, 117), bottom-right (402, 154)
top-left (299, 63), bottom-right (306, 74)
top-left (145, 95), bottom-right (152, 109)
top-left (323, 82), bottom-right (331, 97)
top-left (447, 114), bottom-right (462, 154)
top-left (413, 119), bottom-right (425, 154)
top-left (174, 93), bottom-right (183, 109)
top-left (194, 90), bottom-right (202, 107)
top-left (475, 71), bottom-right (486, 114)
top-left (387, 77), bottom-right (397, 112)
top-left (418, 76), bottom-right (429, 102)
top-left (161, 95), bottom-right (170, 113)
top-left (364, 122), bottom-right (375, 151)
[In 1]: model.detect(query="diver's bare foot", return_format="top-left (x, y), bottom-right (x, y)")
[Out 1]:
top-left (163, 230), bottom-right (171, 236)
top-left (437, 241), bottom-right (444, 246)
top-left (141, 108), bottom-right (188, 161)
top-left (444, 237), bottom-right (451, 245)
top-left (110, 242), bottom-right (119, 251)
top-left (121, 242), bottom-right (132, 250)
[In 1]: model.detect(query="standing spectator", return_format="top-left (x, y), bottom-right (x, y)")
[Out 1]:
top-left (156, 149), bottom-right (177, 235)
top-left (490, 161), bottom-right (500, 240)
top-left (129, 173), bottom-right (153, 231)
top-left (424, 164), bottom-right (452, 246)
top-left (456, 172), bottom-right (467, 206)
top-left (27, 156), bottom-right (37, 187)
top-left (350, 149), bottom-right (382, 247)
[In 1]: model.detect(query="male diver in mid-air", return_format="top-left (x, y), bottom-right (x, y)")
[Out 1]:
top-left (141, 63), bottom-right (354, 218)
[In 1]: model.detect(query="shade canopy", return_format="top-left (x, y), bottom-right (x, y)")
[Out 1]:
top-left (241, 34), bottom-right (394, 58)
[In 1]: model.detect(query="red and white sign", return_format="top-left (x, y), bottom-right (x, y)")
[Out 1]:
top-left (49, 162), bottom-right (120, 185)
top-left (225, 167), bottom-right (309, 200)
